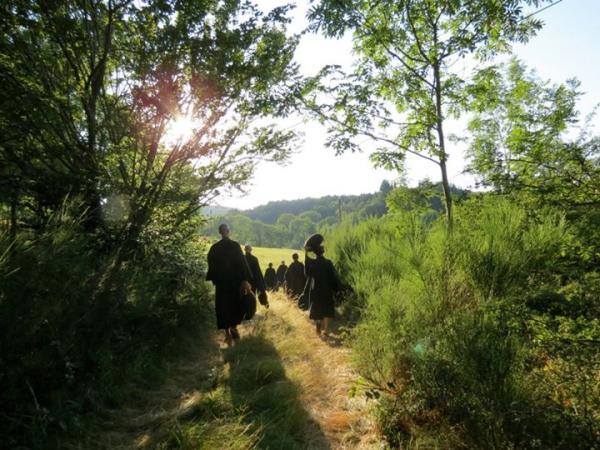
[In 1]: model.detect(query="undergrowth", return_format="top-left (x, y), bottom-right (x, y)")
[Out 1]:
top-left (329, 195), bottom-right (600, 449)
top-left (0, 205), bottom-right (210, 449)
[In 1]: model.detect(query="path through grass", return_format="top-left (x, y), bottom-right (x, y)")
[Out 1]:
top-left (85, 292), bottom-right (378, 449)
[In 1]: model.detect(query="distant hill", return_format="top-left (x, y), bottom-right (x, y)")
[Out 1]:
top-left (242, 192), bottom-right (386, 224)
top-left (202, 182), bottom-right (392, 248)
top-left (201, 180), bottom-right (469, 248)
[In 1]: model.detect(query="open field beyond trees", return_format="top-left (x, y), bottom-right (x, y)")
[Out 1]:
top-left (251, 247), bottom-right (302, 267)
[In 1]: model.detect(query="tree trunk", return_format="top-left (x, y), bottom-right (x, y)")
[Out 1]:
top-left (439, 159), bottom-right (453, 228)
top-left (83, 178), bottom-right (104, 232)
top-left (433, 62), bottom-right (453, 230)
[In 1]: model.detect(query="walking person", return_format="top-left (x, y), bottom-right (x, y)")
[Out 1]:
top-left (285, 253), bottom-right (306, 299)
top-left (302, 234), bottom-right (341, 337)
top-left (244, 245), bottom-right (269, 308)
top-left (276, 260), bottom-right (288, 292)
top-left (206, 224), bottom-right (252, 345)
top-left (264, 263), bottom-right (277, 290)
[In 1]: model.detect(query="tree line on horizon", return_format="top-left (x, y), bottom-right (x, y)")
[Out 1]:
top-left (201, 180), bottom-right (470, 248)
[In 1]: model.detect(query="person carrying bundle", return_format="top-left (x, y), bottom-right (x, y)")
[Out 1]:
top-left (300, 234), bottom-right (342, 337)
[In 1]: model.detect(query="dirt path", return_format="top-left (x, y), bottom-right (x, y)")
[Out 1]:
top-left (258, 293), bottom-right (378, 449)
top-left (85, 292), bottom-right (379, 449)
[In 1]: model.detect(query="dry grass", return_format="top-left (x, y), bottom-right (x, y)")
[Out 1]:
top-left (259, 293), bottom-right (379, 449)
top-left (78, 292), bottom-right (380, 449)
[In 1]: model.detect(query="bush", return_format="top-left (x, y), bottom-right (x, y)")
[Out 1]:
top-left (328, 196), bottom-right (599, 448)
top-left (0, 204), bottom-right (210, 448)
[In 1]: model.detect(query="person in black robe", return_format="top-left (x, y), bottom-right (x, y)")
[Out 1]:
top-left (206, 224), bottom-right (252, 344)
top-left (304, 243), bottom-right (341, 336)
top-left (244, 245), bottom-right (269, 307)
top-left (285, 253), bottom-right (306, 299)
top-left (264, 263), bottom-right (277, 290)
top-left (276, 261), bottom-right (288, 291)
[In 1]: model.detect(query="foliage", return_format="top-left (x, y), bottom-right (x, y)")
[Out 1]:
top-left (305, 0), bottom-right (549, 225)
top-left (0, 0), bottom-right (299, 241)
top-left (202, 180), bottom-right (469, 249)
top-left (328, 196), bottom-right (599, 448)
top-left (467, 58), bottom-right (600, 276)
top-left (202, 187), bottom-right (391, 248)
top-left (0, 203), bottom-right (210, 447)
top-left (0, 1), bottom-right (299, 447)
top-left (467, 59), bottom-right (600, 209)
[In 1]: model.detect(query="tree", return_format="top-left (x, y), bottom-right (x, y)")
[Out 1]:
top-left (288, 216), bottom-right (315, 246)
top-left (0, 0), bottom-right (299, 247)
top-left (379, 179), bottom-right (393, 194)
top-left (277, 212), bottom-right (296, 227)
top-left (0, 3), bottom-right (302, 441)
top-left (467, 59), bottom-right (600, 208)
top-left (299, 210), bottom-right (322, 222)
top-left (305, 0), bottom-right (549, 227)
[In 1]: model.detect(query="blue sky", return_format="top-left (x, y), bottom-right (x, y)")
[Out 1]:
top-left (223, 0), bottom-right (600, 210)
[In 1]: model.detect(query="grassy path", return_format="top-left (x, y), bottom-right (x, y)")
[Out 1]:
top-left (86, 292), bottom-right (378, 449)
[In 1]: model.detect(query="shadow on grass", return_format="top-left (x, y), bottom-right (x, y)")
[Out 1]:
top-left (223, 334), bottom-right (331, 450)
top-left (70, 304), bottom-right (224, 449)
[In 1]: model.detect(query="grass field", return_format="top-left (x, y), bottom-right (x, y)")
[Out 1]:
top-left (251, 246), bottom-right (301, 267)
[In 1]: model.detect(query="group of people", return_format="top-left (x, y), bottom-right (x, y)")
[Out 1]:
top-left (205, 223), bottom-right (341, 345)
top-left (263, 254), bottom-right (306, 298)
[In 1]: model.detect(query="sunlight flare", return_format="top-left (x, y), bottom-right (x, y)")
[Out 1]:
top-left (164, 115), bottom-right (196, 145)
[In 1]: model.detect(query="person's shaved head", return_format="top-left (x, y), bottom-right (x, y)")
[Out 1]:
top-left (218, 223), bottom-right (230, 237)
top-left (244, 245), bottom-right (252, 253)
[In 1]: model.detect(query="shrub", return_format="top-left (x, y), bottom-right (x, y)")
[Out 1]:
top-left (0, 203), bottom-right (210, 448)
top-left (328, 196), bottom-right (598, 448)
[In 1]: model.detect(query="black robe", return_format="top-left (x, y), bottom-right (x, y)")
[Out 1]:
top-left (276, 264), bottom-right (288, 285)
top-left (245, 252), bottom-right (266, 293)
top-left (264, 267), bottom-right (277, 289)
top-left (285, 260), bottom-right (306, 298)
top-left (305, 255), bottom-right (341, 320)
top-left (206, 237), bottom-right (251, 329)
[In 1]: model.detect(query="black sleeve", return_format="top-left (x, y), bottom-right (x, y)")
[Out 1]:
top-left (206, 245), bottom-right (216, 283)
top-left (236, 245), bottom-right (252, 282)
top-left (255, 260), bottom-right (266, 291)
top-left (328, 260), bottom-right (342, 292)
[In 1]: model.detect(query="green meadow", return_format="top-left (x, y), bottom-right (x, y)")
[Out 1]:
top-left (251, 246), bottom-right (301, 268)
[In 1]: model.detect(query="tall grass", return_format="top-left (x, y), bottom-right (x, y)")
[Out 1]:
top-left (328, 196), bottom-right (598, 448)
top-left (159, 294), bottom-right (373, 449)
top-left (0, 202), bottom-right (210, 448)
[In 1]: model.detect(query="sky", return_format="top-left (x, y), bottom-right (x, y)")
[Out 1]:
top-left (221, 0), bottom-right (600, 210)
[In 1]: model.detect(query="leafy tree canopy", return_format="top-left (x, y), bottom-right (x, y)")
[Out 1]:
top-left (303, 0), bottom-right (551, 226)
top-left (0, 0), bottom-right (300, 247)
top-left (467, 58), bottom-right (600, 209)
